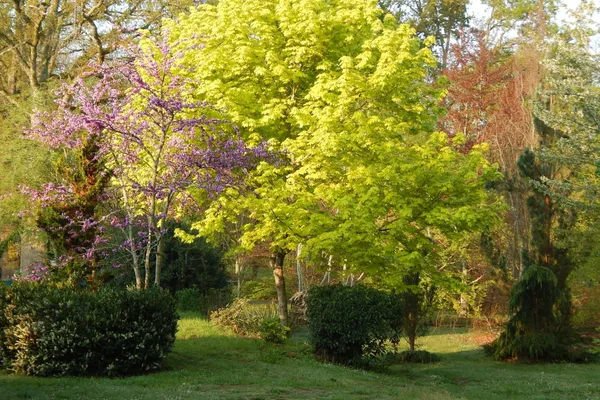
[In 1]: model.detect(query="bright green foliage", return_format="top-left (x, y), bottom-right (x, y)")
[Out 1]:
top-left (0, 102), bottom-right (50, 237)
top-left (306, 284), bottom-right (403, 365)
top-left (240, 278), bottom-right (279, 300)
top-left (169, 0), bottom-right (501, 294)
top-left (0, 283), bottom-right (178, 376)
top-left (258, 317), bottom-right (291, 343)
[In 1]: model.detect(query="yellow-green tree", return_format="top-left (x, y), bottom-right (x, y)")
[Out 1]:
top-left (169, 0), bottom-right (501, 326)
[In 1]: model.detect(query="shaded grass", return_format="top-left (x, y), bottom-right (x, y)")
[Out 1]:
top-left (1, 314), bottom-right (599, 400)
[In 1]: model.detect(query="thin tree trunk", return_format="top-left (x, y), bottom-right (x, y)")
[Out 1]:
top-left (408, 334), bottom-right (416, 352)
top-left (296, 243), bottom-right (304, 292)
top-left (132, 255), bottom-right (142, 289)
top-left (235, 258), bottom-right (242, 298)
top-left (144, 224), bottom-right (153, 289)
top-left (270, 251), bottom-right (289, 327)
top-left (154, 234), bottom-right (165, 286)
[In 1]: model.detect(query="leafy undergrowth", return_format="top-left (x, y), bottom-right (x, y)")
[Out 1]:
top-left (1, 314), bottom-right (599, 400)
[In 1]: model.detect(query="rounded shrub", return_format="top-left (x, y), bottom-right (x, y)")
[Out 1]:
top-left (306, 284), bottom-right (403, 365)
top-left (0, 282), bottom-right (178, 377)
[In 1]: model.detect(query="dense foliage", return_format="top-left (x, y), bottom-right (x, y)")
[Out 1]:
top-left (258, 317), bottom-right (291, 344)
top-left (1, 0), bottom-right (599, 374)
top-left (169, 0), bottom-right (501, 330)
top-left (210, 298), bottom-right (280, 337)
top-left (306, 285), bottom-right (403, 365)
top-left (160, 228), bottom-right (228, 295)
top-left (486, 265), bottom-right (572, 361)
top-left (388, 350), bottom-right (441, 364)
top-left (0, 283), bottom-right (178, 377)
top-left (176, 287), bottom-right (232, 316)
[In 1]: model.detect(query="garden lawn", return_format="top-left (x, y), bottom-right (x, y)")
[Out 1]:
top-left (1, 313), bottom-right (599, 400)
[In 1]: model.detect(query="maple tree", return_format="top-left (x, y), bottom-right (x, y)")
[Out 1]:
top-left (169, 0), bottom-right (501, 327)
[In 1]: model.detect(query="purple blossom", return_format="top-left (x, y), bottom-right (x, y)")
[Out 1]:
top-left (23, 34), bottom-right (271, 283)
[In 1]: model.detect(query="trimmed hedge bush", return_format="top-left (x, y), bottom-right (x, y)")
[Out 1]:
top-left (0, 282), bottom-right (178, 377)
top-left (306, 284), bottom-right (403, 365)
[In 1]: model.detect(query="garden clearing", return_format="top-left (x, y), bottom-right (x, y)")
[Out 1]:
top-left (1, 313), bottom-right (598, 400)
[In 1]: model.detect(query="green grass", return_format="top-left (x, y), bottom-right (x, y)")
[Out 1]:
top-left (1, 314), bottom-right (599, 400)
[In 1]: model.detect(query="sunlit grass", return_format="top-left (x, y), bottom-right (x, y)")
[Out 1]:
top-left (1, 314), bottom-right (599, 400)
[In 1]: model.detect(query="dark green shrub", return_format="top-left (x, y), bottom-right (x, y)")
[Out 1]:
top-left (104, 222), bottom-right (228, 294)
top-left (176, 287), bottom-right (232, 315)
top-left (210, 298), bottom-right (278, 337)
top-left (258, 317), bottom-right (290, 344)
top-left (1, 282), bottom-right (178, 376)
top-left (485, 265), bottom-right (583, 362)
top-left (159, 227), bottom-right (228, 294)
top-left (306, 284), bottom-right (403, 366)
top-left (177, 287), bottom-right (202, 311)
top-left (388, 350), bottom-right (440, 364)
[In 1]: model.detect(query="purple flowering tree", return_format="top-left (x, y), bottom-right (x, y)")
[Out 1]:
top-left (27, 37), bottom-right (267, 288)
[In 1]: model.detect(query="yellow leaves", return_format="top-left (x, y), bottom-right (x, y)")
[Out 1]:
top-left (167, 0), bottom-right (500, 267)
top-left (424, 35), bottom-right (437, 47)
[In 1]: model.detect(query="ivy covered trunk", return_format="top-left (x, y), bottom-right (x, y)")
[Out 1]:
top-left (271, 251), bottom-right (289, 327)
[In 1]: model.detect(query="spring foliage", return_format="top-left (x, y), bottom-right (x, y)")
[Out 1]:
top-left (169, 0), bottom-right (501, 292)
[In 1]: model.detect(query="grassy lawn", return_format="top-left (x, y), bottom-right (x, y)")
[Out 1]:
top-left (1, 313), bottom-right (599, 400)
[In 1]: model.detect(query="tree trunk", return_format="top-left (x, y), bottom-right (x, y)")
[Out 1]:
top-left (270, 251), bottom-right (289, 327)
top-left (133, 258), bottom-right (143, 290)
top-left (408, 333), bottom-right (416, 352)
top-left (235, 258), bottom-right (242, 298)
top-left (459, 260), bottom-right (468, 317)
top-left (154, 234), bottom-right (165, 286)
top-left (296, 243), bottom-right (304, 292)
top-left (144, 226), bottom-right (153, 289)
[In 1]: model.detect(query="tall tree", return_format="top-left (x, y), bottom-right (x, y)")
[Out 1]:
top-left (169, 0), bottom-right (501, 326)
top-left (488, 5), bottom-right (600, 361)
top-left (379, 0), bottom-right (469, 66)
